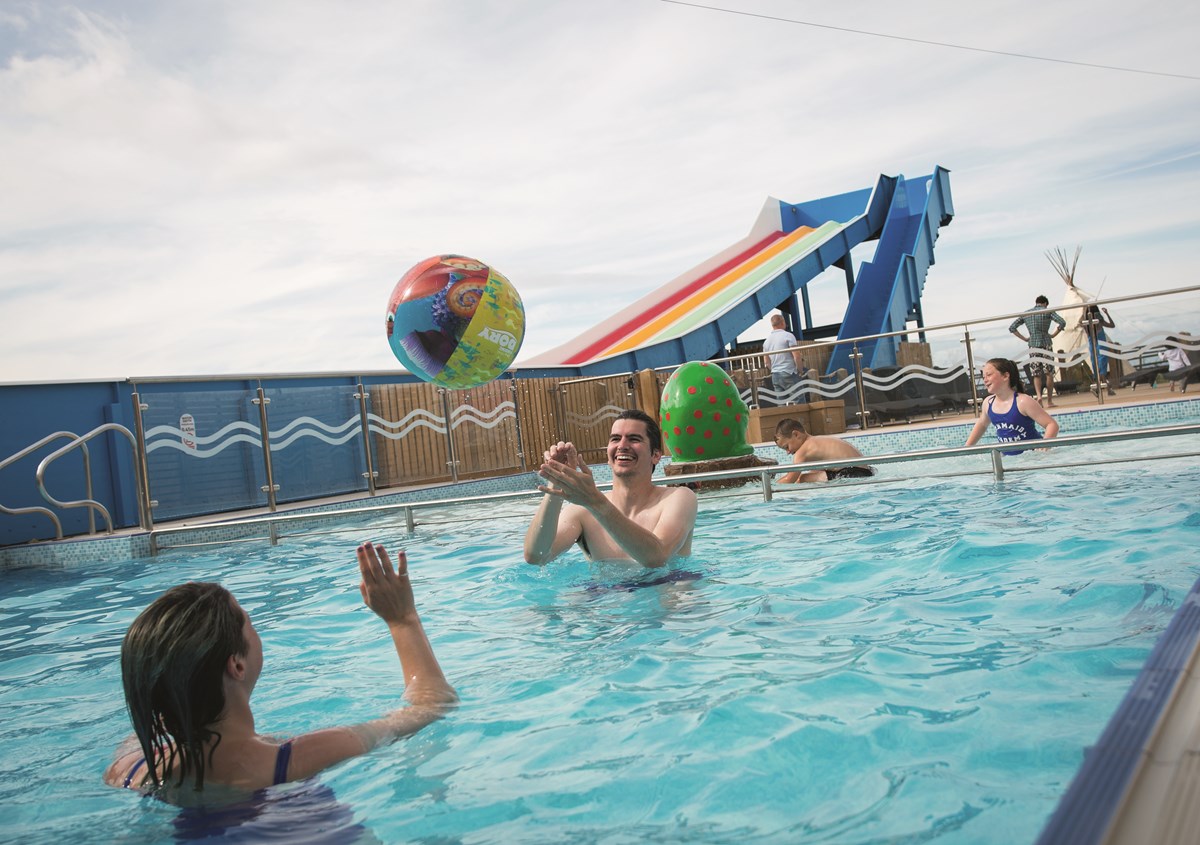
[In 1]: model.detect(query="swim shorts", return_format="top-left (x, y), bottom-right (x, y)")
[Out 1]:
top-left (826, 466), bottom-right (875, 480)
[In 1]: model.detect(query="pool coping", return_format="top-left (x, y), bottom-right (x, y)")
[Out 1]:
top-left (1034, 575), bottom-right (1200, 845)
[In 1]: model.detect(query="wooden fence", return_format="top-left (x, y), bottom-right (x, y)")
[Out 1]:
top-left (367, 371), bottom-right (669, 490)
top-left (364, 343), bottom-right (849, 492)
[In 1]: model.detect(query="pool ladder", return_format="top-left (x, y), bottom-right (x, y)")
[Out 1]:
top-left (0, 424), bottom-right (154, 539)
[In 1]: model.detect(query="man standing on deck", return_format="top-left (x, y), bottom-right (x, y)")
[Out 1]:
top-left (523, 409), bottom-right (697, 568)
top-left (1009, 295), bottom-right (1066, 407)
top-left (762, 313), bottom-right (805, 403)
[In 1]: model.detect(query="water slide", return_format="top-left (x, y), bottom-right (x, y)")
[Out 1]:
top-left (518, 167), bottom-right (953, 378)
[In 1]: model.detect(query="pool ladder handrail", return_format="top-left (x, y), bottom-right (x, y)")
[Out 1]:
top-left (0, 431), bottom-right (96, 540)
top-left (145, 421), bottom-right (1200, 553)
top-left (30, 423), bottom-right (155, 537)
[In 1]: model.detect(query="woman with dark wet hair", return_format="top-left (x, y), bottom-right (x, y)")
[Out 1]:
top-left (104, 543), bottom-right (456, 796)
top-left (965, 357), bottom-right (1059, 456)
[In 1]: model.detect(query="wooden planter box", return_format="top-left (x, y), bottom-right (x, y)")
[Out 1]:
top-left (747, 400), bottom-right (846, 443)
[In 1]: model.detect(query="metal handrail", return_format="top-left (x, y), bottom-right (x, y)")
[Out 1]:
top-left (35, 424), bottom-right (150, 535)
top-left (147, 422), bottom-right (1200, 553)
top-left (555, 283), bottom-right (1200, 387)
top-left (7, 287), bottom-right (1194, 550)
top-left (0, 431), bottom-right (95, 539)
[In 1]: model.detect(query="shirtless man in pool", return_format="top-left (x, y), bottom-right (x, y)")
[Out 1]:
top-left (774, 418), bottom-right (874, 483)
top-left (523, 409), bottom-right (697, 569)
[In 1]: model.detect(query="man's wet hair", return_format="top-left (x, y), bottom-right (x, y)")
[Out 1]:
top-left (615, 409), bottom-right (663, 453)
top-left (775, 418), bottom-right (807, 438)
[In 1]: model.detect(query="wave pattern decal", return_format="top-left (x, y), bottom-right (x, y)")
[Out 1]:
top-left (367, 403), bottom-right (518, 440)
top-left (861, 365), bottom-right (969, 391)
top-left (146, 421), bottom-right (264, 458)
top-left (146, 417), bottom-right (369, 456)
top-left (1003, 336), bottom-right (1198, 372)
top-left (450, 401), bottom-right (517, 431)
top-left (367, 408), bottom-right (448, 440)
top-left (564, 404), bottom-right (627, 428)
top-left (746, 373), bottom-right (860, 405)
top-left (148, 401), bottom-right (521, 457)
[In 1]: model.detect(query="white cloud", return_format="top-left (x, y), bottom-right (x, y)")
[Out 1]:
top-left (1, 0), bottom-right (1199, 382)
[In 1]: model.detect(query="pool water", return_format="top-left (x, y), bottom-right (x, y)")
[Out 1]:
top-left (2, 451), bottom-right (1199, 844)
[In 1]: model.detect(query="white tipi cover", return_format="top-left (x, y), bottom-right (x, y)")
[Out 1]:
top-left (1058, 283), bottom-right (1097, 355)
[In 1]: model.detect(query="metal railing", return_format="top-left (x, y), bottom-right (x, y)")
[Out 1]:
top-left (35, 423), bottom-right (155, 535)
top-left (4, 286), bottom-right (1197, 548)
top-left (556, 284), bottom-right (1200, 436)
top-left (0, 431), bottom-right (96, 539)
top-left (145, 422), bottom-right (1199, 554)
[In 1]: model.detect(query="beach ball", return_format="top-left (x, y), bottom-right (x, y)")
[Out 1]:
top-left (659, 361), bottom-right (754, 462)
top-left (386, 255), bottom-right (526, 389)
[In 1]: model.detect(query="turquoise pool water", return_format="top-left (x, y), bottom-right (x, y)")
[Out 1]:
top-left (2, 447), bottom-right (1199, 843)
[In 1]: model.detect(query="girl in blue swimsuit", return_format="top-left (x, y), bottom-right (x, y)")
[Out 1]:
top-left (105, 543), bottom-right (456, 797)
top-left (965, 358), bottom-right (1059, 455)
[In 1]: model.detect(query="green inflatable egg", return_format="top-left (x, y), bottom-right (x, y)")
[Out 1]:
top-left (659, 361), bottom-right (754, 462)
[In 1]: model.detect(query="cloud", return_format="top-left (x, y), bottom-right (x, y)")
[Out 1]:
top-left (1, 0), bottom-right (1199, 382)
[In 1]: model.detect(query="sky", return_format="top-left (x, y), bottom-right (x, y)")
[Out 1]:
top-left (2, 0), bottom-right (1199, 383)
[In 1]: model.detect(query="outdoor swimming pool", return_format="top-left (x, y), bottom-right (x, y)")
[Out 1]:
top-left (2, 428), bottom-right (1199, 843)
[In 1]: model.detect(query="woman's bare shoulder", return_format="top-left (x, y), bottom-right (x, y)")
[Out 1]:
top-left (104, 742), bottom-right (144, 788)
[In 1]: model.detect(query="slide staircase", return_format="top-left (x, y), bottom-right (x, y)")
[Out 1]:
top-left (826, 167), bottom-right (954, 373)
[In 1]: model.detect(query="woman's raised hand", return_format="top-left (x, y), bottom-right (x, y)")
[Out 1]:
top-left (358, 543), bottom-right (418, 626)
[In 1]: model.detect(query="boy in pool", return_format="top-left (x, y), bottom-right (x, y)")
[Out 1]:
top-left (524, 409), bottom-right (697, 568)
top-left (105, 543), bottom-right (456, 796)
top-left (965, 358), bottom-right (1059, 453)
top-left (774, 418), bottom-right (874, 483)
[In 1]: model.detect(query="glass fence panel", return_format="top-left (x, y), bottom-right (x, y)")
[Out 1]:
top-left (367, 380), bottom-right (453, 489)
top-left (1055, 293), bottom-right (1200, 397)
top-left (447, 381), bottom-right (523, 479)
top-left (857, 362), bottom-right (973, 427)
top-left (140, 388), bottom-right (266, 520)
top-left (561, 376), bottom-right (633, 463)
top-left (261, 386), bottom-right (367, 504)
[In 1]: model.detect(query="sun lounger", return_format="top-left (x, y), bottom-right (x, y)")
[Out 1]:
top-left (1120, 363), bottom-right (1168, 390)
top-left (1163, 362), bottom-right (1200, 392)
